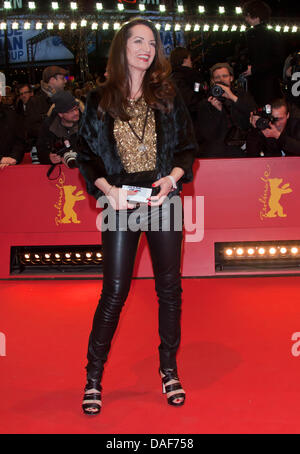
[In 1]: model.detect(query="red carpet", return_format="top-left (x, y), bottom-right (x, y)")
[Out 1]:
top-left (1, 276), bottom-right (300, 434)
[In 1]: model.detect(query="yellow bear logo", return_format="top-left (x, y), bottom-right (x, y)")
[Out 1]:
top-left (61, 185), bottom-right (86, 224)
top-left (261, 177), bottom-right (292, 218)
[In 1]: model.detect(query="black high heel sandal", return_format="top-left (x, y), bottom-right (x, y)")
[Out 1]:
top-left (159, 368), bottom-right (186, 407)
top-left (82, 380), bottom-right (102, 415)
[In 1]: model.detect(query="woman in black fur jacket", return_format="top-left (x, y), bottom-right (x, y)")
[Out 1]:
top-left (78, 17), bottom-right (197, 415)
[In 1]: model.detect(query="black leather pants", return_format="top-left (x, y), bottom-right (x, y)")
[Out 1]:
top-left (86, 203), bottom-right (183, 383)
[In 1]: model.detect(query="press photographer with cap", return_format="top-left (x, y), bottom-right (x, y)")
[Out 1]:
top-left (36, 91), bottom-right (82, 167)
top-left (31, 65), bottom-right (70, 119)
top-left (195, 62), bottom-right (256, 158)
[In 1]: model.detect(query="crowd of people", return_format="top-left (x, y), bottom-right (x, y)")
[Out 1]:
top-left (1, 0), bottom-right (300, 171)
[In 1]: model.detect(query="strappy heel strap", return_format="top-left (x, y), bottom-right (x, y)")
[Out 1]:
top-left (82, 381), bottom-right (102, 415)
top-left (159, 368), bottom-right (186, 407)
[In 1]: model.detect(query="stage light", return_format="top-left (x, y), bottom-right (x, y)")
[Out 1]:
top-left (231, 24), bottom-right (238, 31)
top-left (235, 7), bottom-right (242, 14)
top-left (198, 6), bottom-right (205, 13)
top-left (203, 24), bottom-right (210, 31)
top-left (222, 24), bottom-right (229, 32)
top-left (91, 22), bottom-right (98, 30)
top-left (70, 2), bottom-right (77, 10)
top-left (103, 22), bottom-right (109, 30)
top-left (12, 22), bottom-right (19, 30)
top-left (58, 22), bottom-right (65, 29)
top-left (240, 25), bottom-right (246, 32)
top-left (51, 1), bottom-right (59, 9)
top-left (24, 22), bottom-right (31, 30)
top-left (28, 1), bottom-right (35, 9)
top-left (36, 22), bottom-right (43, 30)
top-left (275, 25), bottom-right (281, 32)
top-left (194, 24), bottom-right (200, 31)
top-left (178, 5), bottom-right (184, 13)
top-left (155, 23), bottom-right (161, 30)
top-left (267, 24), bottom-right (273, 29)
top-left (175, 24), bottom-right (181, 31)
top-left (284, 26), bottom-right (289, 32)
top-left (213, 24), bottom-right (219, 31)
top-left (12, 246), bottom-right (103, 275)
top-left (139, 4), bottom-right (145, 11)
top-left (4, 1), bottom-right (11, 9)
top-left (81, 19), bottom-right (87, 27)
top-left (165, 23), bottom-right (171, 31)
top-left (117, 4), bottom-right (124, 11)
top-left (113, 22), bottom-right (120, 30)
top-left (185, 24), bottom-right (191, 31)
top-left (96, 2), bottom-right (103, 10)
top-left (292, 26), bottom-right (298, 33)
top-left (216, 241), bottom-right (300, 272)
top-left (47, 22), bottom-right (54, 30)
top-left (0, 23), bottom-right (7, 30)
top-left (159, 5), bottom-right (166, 12)
top-left (71, 22), bottom-right (77, 29)
top-left (219, 6), bottom-right (225, 14)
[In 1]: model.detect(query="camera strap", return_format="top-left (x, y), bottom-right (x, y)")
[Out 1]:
top-left (47, 163), bottom-right (62, 180)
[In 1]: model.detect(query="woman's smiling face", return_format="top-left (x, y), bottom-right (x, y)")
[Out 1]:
top-left (126, 24), bottom-right (156, 75)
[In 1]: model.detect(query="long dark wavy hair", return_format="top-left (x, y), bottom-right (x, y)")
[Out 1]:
top-left (97, 17), bottom-right (175, 121)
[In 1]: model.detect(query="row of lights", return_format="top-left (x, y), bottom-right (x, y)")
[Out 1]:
top-left (2, 2), bottom-right (244, 15)
top-left (0, 20), bottom-right (250, 31)
top-left (20, 251), bottom-right (103, 265)
top-left (1, 20), bottom-right (299, 33)
top-left (224, 245), bottom-right (300, 259)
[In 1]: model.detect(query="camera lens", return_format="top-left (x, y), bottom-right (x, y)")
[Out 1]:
top-left (63, 150), bottom-right (78, 168)
top-left (211, 84), bottom-right (225, 98)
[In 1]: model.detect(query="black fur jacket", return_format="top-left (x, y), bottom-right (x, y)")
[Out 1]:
top-left (77, 88), bottom-right (197, 199)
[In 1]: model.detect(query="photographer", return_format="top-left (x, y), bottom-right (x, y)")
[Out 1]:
top-left (36, 91), bottom-right (81, 167)
top-left (195, 62), bottom-right (256, 158)
top-left (170, 47), bottom-right (207, 123)
top-left (242, 1), bottom-right (284, 106)
top-left (246, 98), bottom-right (300, 157)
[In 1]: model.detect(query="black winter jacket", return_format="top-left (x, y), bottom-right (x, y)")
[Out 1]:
top-left (77, 89), bottom-right (197, 200)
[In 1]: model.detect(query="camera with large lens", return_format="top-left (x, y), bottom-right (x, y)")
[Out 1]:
top-left (209, 84), bottom-right (225, 99)
top-left (253, 104), bottom-right (278, 131)
top-left (53, 140), bottom-right (78, 168)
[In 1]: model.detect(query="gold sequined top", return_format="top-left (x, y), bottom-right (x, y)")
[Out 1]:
top-left (114, 97), bottom-right (157, 173)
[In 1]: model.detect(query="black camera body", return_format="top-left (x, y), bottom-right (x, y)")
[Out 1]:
top-left (253, 105), bottom-right (278, 131)
top-left (53, 140), bottom-right (78, 169)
